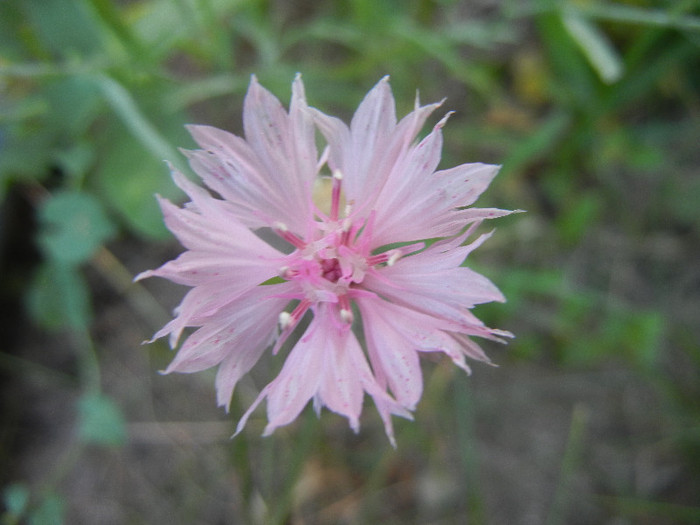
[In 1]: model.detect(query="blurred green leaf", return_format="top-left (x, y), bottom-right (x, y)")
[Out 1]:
top-left (536, 5), bottom-right (600, 107)
top-left (556, 191), bottom-right (602, 245)
top-left (37, 191), bottom-right (116, 266)
top-left (617, 310), bottom-right (664, 370)
top-left (94, 122), bottom-right (186, 239)
top-left (129, 0), bottom-right (245, 60)
top-left (562, 10), bottom-right (624, 84)
top-left (27, 492), bottom-right (64, 525)
top-left (575, 2), bottom-right (700, 32)
top-left (92, 74), bottom-right (183, 172)
top-left (77, 392), bottom-right (127, 447)
top-left (0, 126), bottom-right (53, 196)
top-left (43, 76), bottom-right (103, 137)
top-left (2, 483), bottom-right (30, 520)
top-left (27, 261), bottom-right (91, 330)
top-left (21, 0), bottom-right (106, 58)
top-left (53, 142), bottom-right (96, 182)
top-left (501, 111), bottom-right (571, 176)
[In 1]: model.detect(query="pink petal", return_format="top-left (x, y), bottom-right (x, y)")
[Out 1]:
top-left (358, 295), bottom-right (494, 375)
top-left (184, 76), bottom-right (317, 234)
top-left (163, 284), bottom-right (290, 375)
top-left (356, 296), bottom-right (424, 408)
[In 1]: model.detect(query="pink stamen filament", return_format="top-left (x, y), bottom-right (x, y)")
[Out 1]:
top-left (273, 222), bottom-right (306, 250)
top-left (274, 299), bottom-right (312, 354)
top-left (330, 170), bottom-right (343, 222)
top-left (366, 242), bottom-right (425, 267)
top-left (367, 249), bottom-right (401, 267)
top-left (288, 299), bottom-right (312, 327)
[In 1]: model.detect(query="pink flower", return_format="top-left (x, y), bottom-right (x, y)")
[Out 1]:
top-left (138, 75), bottom-right (514, 446)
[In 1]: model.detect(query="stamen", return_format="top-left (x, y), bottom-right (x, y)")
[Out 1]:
top-left (273, 299), bottom-right (312, 354)
top-left (289, 299), bottom-right (312, 324)
top-left (330, 169), bottom-right (343, 221)
top-left (338, 295), bottom-right (353, 324)
top-left (279, 266), bottom-right (299, 280)
top-left (340, 309), bottom-right (353, 323)
top-left (367, 249), bottom-right (401, 267)
top-left (278, 311), bottom-right (292, 329)
top-left (273, 221), bottom-right (306, 249)
top-left (367, 242), bottom-right (425, 267)
top-left (387, 251), bottom-right (401, 266)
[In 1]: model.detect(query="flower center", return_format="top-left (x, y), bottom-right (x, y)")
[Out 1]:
top-left (269, 171), bottom-right (423, 348)
top-left (320, 257), bottom-right (342, 282)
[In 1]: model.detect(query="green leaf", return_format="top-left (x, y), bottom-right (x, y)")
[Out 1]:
top-left (535, 6), bottom-right (599, 107)
top-left (501, 111), bottom-right (571, 176)
top-left (3, 483), bottom-right (30, 518)
top-left (556, 191), bottom-right (602, 245)
top-left (27, 493), bottom-right (65, 525)
top-left (37, 191), bottom-right (116, 266)
top-left (77, 392), bottom-right (127, 447)
top-left (92, 91), bottom-right (191, 239)
top-left (22, 0), bottom-right (106, 58)
top-left (42, 76), bottom-right (103, 137)
top-left (562, 10), bottom-right (624, 84)
top-left (94, 127), bottom-right (178, 239)
top-left (91, 75), bottom-right (183, 172)
top-left (53, 142), bottom-right (96, 181)
top-left (27, 261), bottom-right (91, 330)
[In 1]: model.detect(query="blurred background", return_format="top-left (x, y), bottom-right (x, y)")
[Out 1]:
top-left (1, 0), bottom-right (699, 523)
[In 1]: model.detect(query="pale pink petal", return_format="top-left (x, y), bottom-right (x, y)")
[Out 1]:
top-left (358, 295), bottom-right (494, 374)
top-left (359, 297), bottom-right (423, 409)
top-left (365, 231), bottom-right (506, 317)
top-left (163, 284), bottom-right (290, 374)
top-left (317, 319), bottom-right (365, 432)
top-left (184, 76), bottom-right (317, 233)
top-left (312, 81), bottom-right (443, 216)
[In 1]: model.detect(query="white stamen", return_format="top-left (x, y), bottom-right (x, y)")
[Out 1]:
top-left (273, 221), bottom-right (288, 232)
top-left (342, 218), bottom-right (352, 233)
top-left (333, 169), bottom-right (343, 181)
top-left (387, 250), bottom-right (402, 266)
top-left (279, 311), bottom-right (292, 329)
top-left (340, 308), bottom-right (353, 324)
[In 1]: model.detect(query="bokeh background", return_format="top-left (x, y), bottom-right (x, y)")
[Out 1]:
top-left (1, 0), bottom-right (699, 523)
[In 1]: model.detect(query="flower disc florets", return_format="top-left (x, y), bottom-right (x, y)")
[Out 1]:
top-left (137, 74), bottom-right (515, 446)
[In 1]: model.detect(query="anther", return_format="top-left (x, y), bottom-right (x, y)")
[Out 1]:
top-left (279, 311), bottom-right (292, 329)
top-left (340, 308), bottom-right (353, 324)
top-left (279, 266), bottom-right (298, 280)
top-left (272, 222), bottom-right (306, 249)
top-left (387, 250), bottom-right (401, 266)
top-left (338, 295), bottom-right (353, 324)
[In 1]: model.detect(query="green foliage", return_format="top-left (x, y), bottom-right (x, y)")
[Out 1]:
top-left (27, 262), bottom-right (91, 330)
top-left (27, 493), bottom-right (65, 525)
top-left (77, 392), bottom-right (127, 447)
top-left (37, 191), bottom-right (115, 265)
top-left (1, 485), bottom-right (65, 525)
top-left (2, 483), bottom-right (30, 524)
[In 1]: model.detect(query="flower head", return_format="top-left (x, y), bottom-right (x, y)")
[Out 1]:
top-left (138, 75), bottom-right (514, 446)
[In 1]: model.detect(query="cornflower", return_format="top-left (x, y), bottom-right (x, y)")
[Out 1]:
top-left (138, 75), bottom-right (514, 445)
